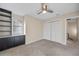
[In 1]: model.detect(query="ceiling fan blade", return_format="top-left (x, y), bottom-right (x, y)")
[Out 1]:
top-left (37, 11), bottom-right (42, 14)
top-left (47, 10), bottom-right (53, 13)
top-left (41, 3), bottom-right (47, 10)
top-left (41, 3), bottom-right (44, 10)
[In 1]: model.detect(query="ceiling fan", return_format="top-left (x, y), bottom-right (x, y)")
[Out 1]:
top-left (37, 3), bottom-right (53, 14)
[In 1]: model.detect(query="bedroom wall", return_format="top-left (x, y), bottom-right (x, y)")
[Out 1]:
top-left (12, 13), bottom-right (24, 36)
top-left (24, 16), bottom-right (43, 44)
top-left (43, 11), bottom-right (79, 45)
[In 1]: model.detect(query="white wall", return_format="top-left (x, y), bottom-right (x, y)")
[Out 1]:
top-left (24, 16), bottom-right (43, 44)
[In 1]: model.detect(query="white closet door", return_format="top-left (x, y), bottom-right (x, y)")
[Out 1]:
top-left (51, 21), bottom-right (62, 43)
top-left (51, 22), bottom-right (56, 41)
top-left (43, 20), bottom-right (63, 44)
top-left (43, 22), bottom-right (51, 40)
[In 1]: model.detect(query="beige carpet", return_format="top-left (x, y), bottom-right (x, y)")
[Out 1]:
top-left (0, 39), bottom-right (79, 56)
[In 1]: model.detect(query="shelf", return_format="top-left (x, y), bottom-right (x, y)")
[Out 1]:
top-left (0, 14), bottom-right (11, 18)
top-left (13, 26), bottom-right (23, 27)
top-left (0, 8), bottom-right (11, 14)
top-left (0, 31), bottom-right (11, 32)
top-left (0, 25), bottom-right (11, 27)
top-left (0, 20), bottom-right (11, 22)
top-left (0, 8), bottom-right (12, 36)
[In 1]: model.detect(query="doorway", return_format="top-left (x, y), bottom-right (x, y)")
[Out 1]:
top-left (66, 17), bottom-right (79, 46)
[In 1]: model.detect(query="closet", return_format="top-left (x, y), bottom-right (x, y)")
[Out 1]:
top-left (43, 20), bottom-right (63, 44)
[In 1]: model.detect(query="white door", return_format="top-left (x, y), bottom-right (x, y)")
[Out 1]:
top-left (51, 21), bottom-right (62, 43)
top-left (43, 20), bottom-right (63, 44)
top-left (43, 22), bottom-right (51, 40)
top-left (50, 22), bottom-right (56, 41)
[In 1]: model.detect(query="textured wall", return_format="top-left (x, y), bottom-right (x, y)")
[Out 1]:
top-left (24, 16), bottom-right (43, 44)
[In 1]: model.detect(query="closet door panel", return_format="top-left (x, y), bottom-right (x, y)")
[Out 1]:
top-left (51, 21), bottom-right (62, 43)
top-left (43, 22), bottom-right (51, 40)
top-left (51, 22), bottom-right (56, 41)
top-left (55, 21), bottom-right (62, 42)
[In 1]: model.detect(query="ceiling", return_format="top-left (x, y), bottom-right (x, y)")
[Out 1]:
top-left (0, 3), bottom-right (79, 20)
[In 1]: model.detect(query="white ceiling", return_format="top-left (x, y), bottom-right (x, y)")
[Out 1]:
top-left (0, 3), bottom-right (79, 20)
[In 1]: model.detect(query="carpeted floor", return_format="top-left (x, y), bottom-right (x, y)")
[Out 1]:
top-left (0, 39), bottom-right (79, 56)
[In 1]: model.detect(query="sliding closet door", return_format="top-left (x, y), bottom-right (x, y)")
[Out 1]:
top-left (51, 21), bottom-right (62, 43)
top-left (51, 22), bottom-right (56, 41)
top-left (43, 22), bottom-right (51, 40)
top-left (43, 20), bottom-right (63, 44)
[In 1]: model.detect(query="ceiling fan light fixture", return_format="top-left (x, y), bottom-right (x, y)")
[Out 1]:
top-left (37, 3), bottom-right (53, 14)
top-left (42, 10), bottom-right (47, 14)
